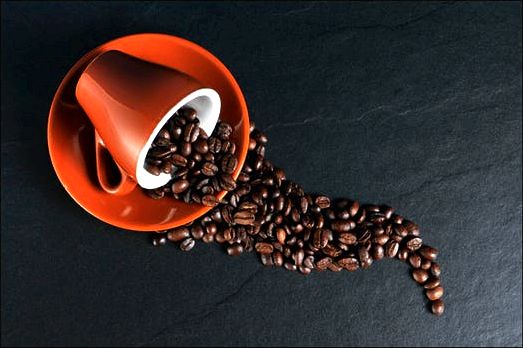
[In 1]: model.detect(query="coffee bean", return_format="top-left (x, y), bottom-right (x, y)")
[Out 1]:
top-left (179, 107), bottom-right (197, 121)
top-left (145, 162), bottom-right (161, 176)
top-left (315, 257), bottom-right (333, 270)
top-left (338, 232), bottom-right (357, 245)
top-left (424, 277), bottom-right (441, 289)
top-left (371, 245), bottom-right (385, 260)
top-left (385, 240), bottom-right (399, 258)
top-left (170, 154), bottom-right (188, 167)
top-left (255, 242), bottom-right (273, 254)
top-left (219, 174), bottom-right (237, 191)
top-left (202, 162), bottom-right (219, 176)
top-left (431, 299), bottom-right (445, 316)
top-left (207, 137), bottom-right (222, 153)
top-left (426, 286), bottom-right (444, 301)
top-left (338, 257), bottom-right (359, 271)
top-left (398, 247), bottom-right (409, 261)
top-left (403, 220), bottom-right (420, 236)
top-left (412, 269), bottom-right (429, 284)
top-left (372, 233), bottom-right (389, 245)
top-left (408, 254), bottom-right (422, 268)
top-left (167, 227), bottom-right (190, 242)
top-left (406, 237), bottom-right (423, 251)
top-left (359, 248), bottom-right (372, 269)
top-left (284, 262), bottom-right (297, 272)
top-left (171, 179), bottom-right (190, 194)
top-left (260, 253), bottom-right (273, 266)
top-left (421, 258), bottom-right (432, 270)
top-left (227, 243), bottom-right (244, 256)
top-left (151, 234), bottom-right (167, 246)
top-left (331, 220), bottom-right (353, 233)
top-left (190, 225), bottom-right (204, 240)
top-left (419, 245), bottom-right (438, 260)
top-left (293, 249), bottom-right (305, 266)
top-left (430, 262), bottom-right (441, 277)
top-left (273, 251), bottom-right (284, 267)
top-left (202, 194), bottom-right (219, 207)
top-left (315, 196), bottom-right (330, 209)
top-left (180, 237), bottom-right (195, 251)
top-left (200, 233), bottom-right (213, 243)
top-left (327, 262), bottom-right (343, 272)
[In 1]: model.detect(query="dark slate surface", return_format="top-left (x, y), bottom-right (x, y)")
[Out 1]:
top-left (1, 1), bottom-right (522, 346)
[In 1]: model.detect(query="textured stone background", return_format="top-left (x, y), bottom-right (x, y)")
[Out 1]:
top-left (2, 1), bottom-right (522, 346)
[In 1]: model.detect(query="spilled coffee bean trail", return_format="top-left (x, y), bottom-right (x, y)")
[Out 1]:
top-left (144, 107), bottom-right (445, 316)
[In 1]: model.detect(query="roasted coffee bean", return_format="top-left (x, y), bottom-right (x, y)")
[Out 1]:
top-left (255, 242), bottom-right (273, 254)
top-left (385, 240), bottom-right (399, 258)
top-left (227, 243), bottom-right (244, 256)
top-left (179, 107), bottom-right (197, 121)
top-left (180, 237), bottom-right (195, 251)
top-left (284, 262), bottom-right (297, 272)
top-left (359, 248), bottom-right (372, 269)
top-left (394, 225), bottom-right (408, 238)
top-left (371, 245), bottom-right (385, 260)
top-left (180, 142), bottom-right (192, 157)
top-left (403, 220), bottom-right (420, 236)
top-left (208, 137), bottom-right (222, 153)
top-left (315, 196), bottom-right (330, 209)
top-left (219, 174), bottom-right (237, 191)
top-left (202, 194), bottom-right (219, 207)
top-left (171, 154), bottom-right (188, 167)
top-left (421, 258), bottom-right (432, 270)
top-left (424, 277), bottom-right (441, 290)
top-left (430, 262), bottom-right (441, 277)
top-left (412, 269), bottom-right (429, 284)
top-left (145, 162), bottom-right (161, 176)
top-left (338, 232), bottom-right (357, 245)
top-left (276, 228), bottom-right (287, 244)
top-left (408, 254), bottom-right (422, 268)
top-left (184, 122), bottom-right (200, 143)
top-left (331, 220), bottom-right (353, 233)
top-left (293, 249), bottom-right (305, 266)
top-left (373, 233), bottom-right (389, 245)
top-left (202, 234), bottom-right (214, 243)
top-left (273, 251), bottom-right (284, 267)
top-left (234, 210), bottom-right (255, 225)
top-left (322, 244), bottom-right (342, 258)
top-left (431, 299), bottom-right (445, 316)
top-left (194, 139), bottom-right (209, 155)
top-left (327, 262), bottom-right (343, 272)
top-left (338, 257), bottom-right (359, 271)
top-left (221, 153), bottom-right (238, 174)
top-left (167, 227), bottom-right (190, 242)
top-left (171, 179), bottom-right (190, 194)
top-left (419, 246), bottom-right (438, 261)
top-left (260, 253), bottom-right (273, 266)
top-left (426, 286), bottom-right (444, 301)
top-left (315, 257), bottom-right (333, 270)
top-left (202, 162), bottom-right (219, 176)
top-left (398, 247), bottom-right (409, 261)
top-left (406, 237), bottom-right (423, 251)
top-left (151, 234), bottom-right (167, 246)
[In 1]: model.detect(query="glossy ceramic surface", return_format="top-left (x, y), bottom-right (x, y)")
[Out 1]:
top-left (48, 33), bottom-right (250, 231)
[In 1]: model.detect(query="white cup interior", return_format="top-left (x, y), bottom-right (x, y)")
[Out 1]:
top-left (135, 88), bottom-right (221, 189)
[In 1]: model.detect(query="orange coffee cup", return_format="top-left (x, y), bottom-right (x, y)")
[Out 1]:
top-left (75, 50), bottom-right (221, 195)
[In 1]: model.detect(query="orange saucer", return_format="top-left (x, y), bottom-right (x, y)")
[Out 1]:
top-left (47, 33), bottom-right (250, 232)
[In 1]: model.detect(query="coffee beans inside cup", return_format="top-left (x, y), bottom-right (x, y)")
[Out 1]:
top-left (144, 107), bottom-right (445, 316)
top-left (143, 107), bottom-right (237, 206)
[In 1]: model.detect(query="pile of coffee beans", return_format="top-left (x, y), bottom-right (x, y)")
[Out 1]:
top-left (147, 110), bottom-right (445, 316)
top-left (143, 107), bottom-right (237, 206)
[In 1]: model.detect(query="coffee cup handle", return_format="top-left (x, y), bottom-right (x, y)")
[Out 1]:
top-left (94, 131), bottom-right (136, 195)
